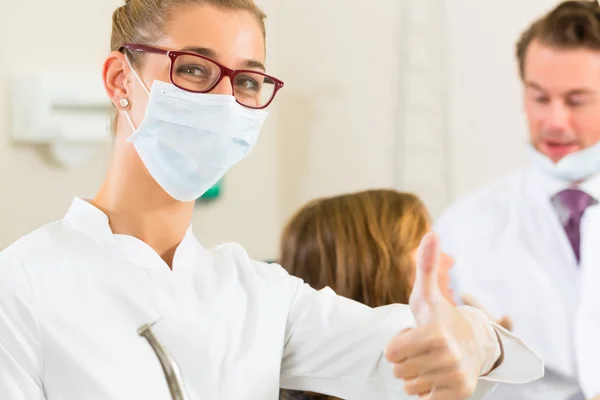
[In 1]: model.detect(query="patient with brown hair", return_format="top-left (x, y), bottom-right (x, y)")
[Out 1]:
top-left (278, 189), bottom-right (456, 400)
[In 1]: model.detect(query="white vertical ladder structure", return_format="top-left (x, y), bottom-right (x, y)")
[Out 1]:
top-left (393, 0), bottom-right (453, 218)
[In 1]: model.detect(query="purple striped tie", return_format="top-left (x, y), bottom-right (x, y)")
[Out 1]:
top-left (556, 189), bottom-right (594, 263)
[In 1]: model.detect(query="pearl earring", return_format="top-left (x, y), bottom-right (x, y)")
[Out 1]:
top-left (124, 79), bottom-right (130, 84)
top-left (119, 98), bottom-right (130, 108)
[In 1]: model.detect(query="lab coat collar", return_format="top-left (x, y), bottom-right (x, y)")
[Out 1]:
top-left (64, 197), bottom-right (114, 248)
top-left (580, 172), bottom-right (600, 202)
top-left (63, 197), bottom-right (213, 274)
top-left (529, 166), bottom-right (600, 201)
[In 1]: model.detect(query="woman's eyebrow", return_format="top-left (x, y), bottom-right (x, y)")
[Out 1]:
top-left (181, 46), bottom-right (266, 71)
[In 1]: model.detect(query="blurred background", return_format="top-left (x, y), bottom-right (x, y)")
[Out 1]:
top-left (0, 0), bottom-right (561, 260)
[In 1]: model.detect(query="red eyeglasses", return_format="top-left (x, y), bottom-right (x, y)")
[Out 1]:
top-left (119, 43), bottom-right (284, 109)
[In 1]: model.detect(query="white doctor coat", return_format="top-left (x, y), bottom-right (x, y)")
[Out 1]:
top-left (436, 166), bottom-right (600, 400)
top-left (0, 198), bottom-right (542, 400)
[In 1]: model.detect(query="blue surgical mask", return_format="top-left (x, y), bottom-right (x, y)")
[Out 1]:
top-left (528, 141), bottom-right (600, 182)
top-left (123, 65), bottom-right (268, 202)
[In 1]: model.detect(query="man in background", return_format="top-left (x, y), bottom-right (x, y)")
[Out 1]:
top-left (436, 1), bottom-right (600, 399)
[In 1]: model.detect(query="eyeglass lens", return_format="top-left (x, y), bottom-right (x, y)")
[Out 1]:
top-left (172, 54), bottom-right (276, 108)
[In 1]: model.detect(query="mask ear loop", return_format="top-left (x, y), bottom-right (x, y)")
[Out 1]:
top-left (122, 53), bottom-right (151, 132)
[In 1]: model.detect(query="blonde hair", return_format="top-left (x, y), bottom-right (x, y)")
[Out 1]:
top-left (516, 0), bottom-right (600, 79)
top-left (280, 189), bottom-right (431, 309)
top-left (111, 0), bottom-right (267, 66)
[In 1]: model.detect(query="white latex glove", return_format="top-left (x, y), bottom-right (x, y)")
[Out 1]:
top-left (385, 233), bottom-right (502, 399)
top-left (461, 293), bottom-right (513, 332)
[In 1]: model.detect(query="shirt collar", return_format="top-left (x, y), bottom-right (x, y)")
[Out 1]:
top-left (63, 197), bottom-right (213, 274)
top-left (530, 166), bottom-right (600, 201)
top-left (579, 172), bottom-right (600, 202)
top-left (64, 197), bottom-right (114, 248)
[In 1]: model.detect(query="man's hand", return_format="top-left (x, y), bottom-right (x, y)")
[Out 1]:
top-left (385, 233), bottom-right (501, 399)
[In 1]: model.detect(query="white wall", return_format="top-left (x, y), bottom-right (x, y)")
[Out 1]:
top-left (0, 0), bottom-right (565, 260)
top-left (267, 0), bottom-right (401, 230)
top-left (0, 0), bottom-right (119, 248)
top-left (444, 0), bottom-right (562, 199)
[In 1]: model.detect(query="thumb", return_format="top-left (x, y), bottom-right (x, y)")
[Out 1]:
top-left (410, 232), bottom-right (443, 324)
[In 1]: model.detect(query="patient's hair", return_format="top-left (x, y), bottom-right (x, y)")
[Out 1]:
top-left (516, 0), bottom-right (600, 79)
top-left (280, 189), bottom-right (431, 309)
top-left (111, 0), bottom-right (266, 65)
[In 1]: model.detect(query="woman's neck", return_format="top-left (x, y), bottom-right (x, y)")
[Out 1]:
top-left (92, 150), bottom-right (195, 268)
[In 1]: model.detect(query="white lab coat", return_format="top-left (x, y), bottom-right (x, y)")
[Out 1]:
top-left (436, 166), bottom-right (600, 400)
top-left (0, 198), bottom-right (542, 400)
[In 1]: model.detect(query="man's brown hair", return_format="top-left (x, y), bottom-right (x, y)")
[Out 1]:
top-left (516, 0), bottom-right (600, 79)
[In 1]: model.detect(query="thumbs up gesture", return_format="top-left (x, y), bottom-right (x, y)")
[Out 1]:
top-left (385, 233), bottom-right (502, 399)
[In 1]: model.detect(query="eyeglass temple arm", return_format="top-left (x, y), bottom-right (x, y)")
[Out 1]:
top-left (119, 44), bottom-right (168, 56)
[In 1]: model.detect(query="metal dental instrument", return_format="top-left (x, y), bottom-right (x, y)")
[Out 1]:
top-left (138, 320), bottom-right (190, 400)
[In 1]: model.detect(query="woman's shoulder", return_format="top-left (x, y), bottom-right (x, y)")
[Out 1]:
top-left (0, 223), bottom-right (66, 303)
top-left (1, 219), bottom-right (86, 271)
top-left (208, 242), bottom-right (287, 275)
top-left (206, 242), bottom-right (301, 288)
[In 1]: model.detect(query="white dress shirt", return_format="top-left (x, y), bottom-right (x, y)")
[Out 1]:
top-left (0, 198), bottom-right (542, 400)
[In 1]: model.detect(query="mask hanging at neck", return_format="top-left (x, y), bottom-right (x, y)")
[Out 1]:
top-left (527, 141), bottom-right (600, 182)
